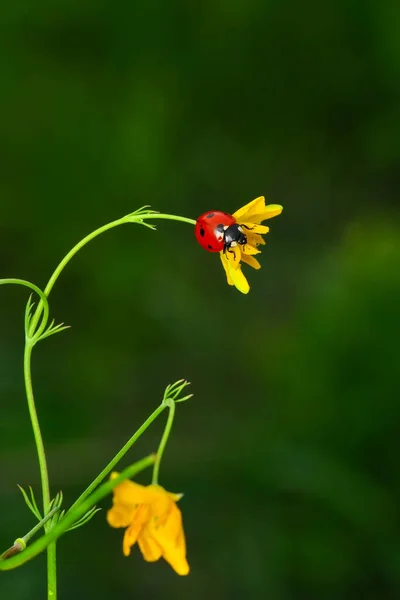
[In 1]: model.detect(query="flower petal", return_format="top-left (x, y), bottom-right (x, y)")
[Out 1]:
top-left (110, 473), bottom-right (149, 505)
top-left (220, 251), bottom-right (250, 293)
top-left (241, 223), bottom-right (270, 234)
top-left (224, 245), bottom-right (241, 270)
top-left (122, 504), bottom-right (150, 556)
top-left (220, 252), bottom-right (234, 286)
top-left (247, 232), bottom-right (265, 247)
top-left (242, 244), bottom-right (261, 256)
top-left (247, 204), bottom-right (283, 223)
top-left (146, 485), bottom-right (174, 515)
top-left (150, 503), bottom-right (189, 576)
top-left (240, 254), bottom-right (261, 270)
top-left (107, 505), bottom-right (136, 529)
top-left (138, 531), bottom-right (163, 562)
top-left (229, 265), bottom-right (250, 294)
top-left (233, 196), bottom-right (266, 221)
top-left (107, 476), bottom-right (150, 529)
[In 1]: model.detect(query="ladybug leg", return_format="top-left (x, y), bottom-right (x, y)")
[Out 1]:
top-left (241, 224), bottom-right (254, 231)
top-left (226, 245), bottom-right (239, 264)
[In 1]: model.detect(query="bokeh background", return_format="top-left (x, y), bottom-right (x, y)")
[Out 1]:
top-left (1, 0), bottom-right (400, 598)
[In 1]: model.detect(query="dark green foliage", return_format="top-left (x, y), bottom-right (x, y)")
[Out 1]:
top-left (0, 0), bottom-right (399, 598)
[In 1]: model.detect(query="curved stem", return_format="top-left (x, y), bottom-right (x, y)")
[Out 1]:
top-left (1, 210), bottom-right (195, 592)
top-left (28, 217), bottom-right (126, 333)
top-left (0, 455), bottom-right (155, 571)
top-left (24, 343), bottom-right (50, 515)
top-left (152, 399), bottom-right (176, 485)
top-left (0, 279), bottom-right (49, 340)
top-left (24, 343), bottom-right (55, 599)
top-left (28, 212), bottom-right (196, 334)
top-left (140, 214), bottom-right (196, 226)
top-left (68, 403), bottom-right (166, 513)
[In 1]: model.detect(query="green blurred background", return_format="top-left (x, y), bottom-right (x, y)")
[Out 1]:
top-left (1, 0), bottom-right (400, 598)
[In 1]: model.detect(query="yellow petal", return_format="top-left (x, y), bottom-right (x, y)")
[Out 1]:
top-left (241, 223), bottom-right (270, 234)
top-left (107, 504), bottom-right (136, 529)
top-left (145, 485), bottom-right (173, 513)
top-left (110, 475), bottom-right (149, 505)
top-left (221, 249), bottom-right (251, 294)
top-left (150, 502), bottom-right (189, 576)
top-left (162, 528), bottom-right (189, 576)
top-left (224, 245), bottom-right (241, 270)
top-left (242, 243), bottom-right (261, 256)
top-left (107, 477), bottom-right (149, 529)
top-left (220, 252), bottom-right (234, 286)
top-left (240, 254), bottom-right (261, 270)
top-left (233, 196), bottom-right (266, 221)
top-left (122, 504), bottom-right (150, 556)
top-left (229, 265), bottom-right (250, 294)
top-left (138, 531), bottom-right (163, 562)
top-left (247, 232), bottom-right (265, 247)
top-left (247, 204), bottom-right (283, 223)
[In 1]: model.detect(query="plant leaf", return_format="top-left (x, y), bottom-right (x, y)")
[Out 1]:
top-left (29, 486), bottom-right (42, 518)
top-left (165, 380), bottom-right (191, 402)
top-left (38, 321), bottom-right (71, 342)
top-left (24, 295), bottom-right (35, 336)
top-left (125, 205), bottom-right (159, 218)
top-left (174, 394), bottom-right (193, 403)
top-left (18, 485), bottom-right (42, 521)
top-left (65, 507), bottom-right (102, 532)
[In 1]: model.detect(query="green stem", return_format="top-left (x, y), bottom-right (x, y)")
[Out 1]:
top-left (152, 399), bottom-right (176, 485)
top-left (47, 544), bottom-right (56, 599)
top-left (24, 343), bottom-right (57, 599)
top-left (139, 214), bottom-right (196, 226)
top-left (1, 211), bottom-right (195, 591)
top-left (0, 278), bottom-right (49, 340)
top-left (24, 343), bottom-right (50, 515)
top-left (0, 455), bottom-right (155, 571)
top-left (28, 217), bottom-right (126, 334)
top-left (23, 507), bottom-right (60, 544)
top-left (28, 212), bottom-right (196, 333)
top-left (0, 507), bottom-right (59, 560)
top-left (68, 403), bottom-right (166, 513)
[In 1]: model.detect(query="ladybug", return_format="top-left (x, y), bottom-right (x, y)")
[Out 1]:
top-left (195, 211), bottom-right (248, 253)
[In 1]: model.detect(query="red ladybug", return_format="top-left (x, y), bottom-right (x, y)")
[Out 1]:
top-left (195, 211), bottom-right (249, 253)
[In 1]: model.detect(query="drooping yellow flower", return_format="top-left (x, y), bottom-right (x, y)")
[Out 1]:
top-left (107, 473), bottom-right (189, 576)
top-left (220, 196), bottom-right (283, 294)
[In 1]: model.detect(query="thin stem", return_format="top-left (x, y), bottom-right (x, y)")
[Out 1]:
top-left (140, 214), bottom-right (196, 226)
top-left (47, 544), bottom-right (56, 599)
top-left (28, 217), bottom-right (126, 333)
top-left (24, 343), bottom-right (50, 515)
top-left (0, 506), bottom-right (58, 561)
top-left (0, 279), bottom-right (49, 340)
top-left (0, 455), bottom-right (155, 571)
top-left (28, 212), bottom-right (196, 333)
top-left (1, 211), bottom-right (194, 591)
top-left (68, 403), bottom-right (166, 513)
top-left (23, 507), bottom-right (60, 544)
top-left (152, 399), bottom-right (176, 485)
top-left (24, 342), bottom-right (57, 598)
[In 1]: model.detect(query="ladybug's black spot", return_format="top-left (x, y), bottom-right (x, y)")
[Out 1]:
top-left (206, 213), bottom-right (215, 218)
top-left (199, 227), bottom-right (205, 237)
top-left (208, 244), bottom-right (213, 250)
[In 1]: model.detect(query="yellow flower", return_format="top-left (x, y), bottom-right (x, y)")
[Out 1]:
top-left (220, 196), bottom-right (283, 294)
top-left (107, 473), bottom-right (189, 576)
